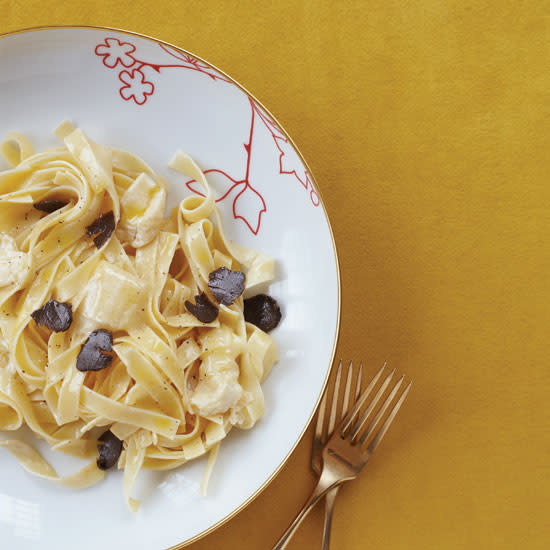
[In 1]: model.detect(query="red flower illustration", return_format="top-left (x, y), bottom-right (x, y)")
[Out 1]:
top-left (95, 38), bottom-right (136, 69)
top-left (119, 70), bottom-right (155, 105)
top-left (94, 37), bottom-right (319, 233)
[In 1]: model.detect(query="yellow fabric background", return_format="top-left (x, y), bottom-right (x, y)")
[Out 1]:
top-left (2, 1), bottom-right (550, 548)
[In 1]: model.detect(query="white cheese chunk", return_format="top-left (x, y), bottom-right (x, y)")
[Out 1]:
top-left (191, 352), bottom-right (243, 416)
top-left (0, 234), bottom-right (29, 288)
top-left (79, 260), bottom-right (143, 331)
top-left (117, 173), bottom-right (166, 248)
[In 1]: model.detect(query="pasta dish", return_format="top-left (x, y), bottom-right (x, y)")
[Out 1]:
top-left (0, 123), bottom-right (281, 511)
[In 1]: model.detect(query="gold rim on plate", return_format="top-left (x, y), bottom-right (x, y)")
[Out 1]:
top-left (0, 24), bottom-right (342, 549)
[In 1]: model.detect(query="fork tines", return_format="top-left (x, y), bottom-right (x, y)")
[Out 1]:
top-left (342, 363), bottom-right (411, 453)
top-left (316, 361), bottom-right (360, 439)
top-left (319, 360), bottom-right (411, 455)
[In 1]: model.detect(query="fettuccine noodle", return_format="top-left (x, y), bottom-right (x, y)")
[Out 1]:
top-left (0, 123), bottom-right (278, 511)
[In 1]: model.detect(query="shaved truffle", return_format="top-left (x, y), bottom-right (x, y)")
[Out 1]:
top-left (185, 293), bottom-right (219, 323)
top-left (31, 300), bottom-right (73, 332)
top-left (76, 329), bottom-right (114, 372)
top-left (33, 199), bottom-right (68, 213)
top-left (97, 430), bottom-right (123, 470)
top-left (244, 294), bottom-right (282, 333)
top-left (86, 211), bottom-right (115, 249)
top-left (208, 267), bottom-right (245, 306)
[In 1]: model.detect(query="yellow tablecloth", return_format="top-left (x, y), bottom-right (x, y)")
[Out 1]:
top-left (2, 1), bottom-right (549, 548)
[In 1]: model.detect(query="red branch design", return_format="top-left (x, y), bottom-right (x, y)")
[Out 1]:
top-left (94, 37), bottom-right (318, 235)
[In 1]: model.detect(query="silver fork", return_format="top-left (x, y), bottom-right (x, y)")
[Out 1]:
top-left (273, 362), bottom-right (411, 550)
top-left (312, 360), bottom-right (362, 549)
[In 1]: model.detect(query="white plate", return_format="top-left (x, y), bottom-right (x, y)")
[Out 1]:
top-left (0, 26), bottom-right (340, 549)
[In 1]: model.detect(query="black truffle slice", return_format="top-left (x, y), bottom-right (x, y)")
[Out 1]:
top-left (31, 300), bottom-right (73, 332)
top-left (244, 294), bottom-right (282, 333)
top-left (86, 211), bottom-right (115, 249)
top-left (185, 293), bottom-right (219, 323)
top-left (76, 329), bottom-right (114, 372)
top-left (33, 199), bottom-right (68, 213)
top-left (97, 430), bottom-right (123, 470)
top-left (208, 267), bottom-right (246, 306)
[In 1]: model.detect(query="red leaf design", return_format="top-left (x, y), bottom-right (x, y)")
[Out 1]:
top-left (305, 173), bottom-right (320, 206)
top-left (274, 136), bottom-right (308, 189)
top-left (233, 184), bottom-right (267, 235)
top-left (185, 169), bottom-right (245, 202)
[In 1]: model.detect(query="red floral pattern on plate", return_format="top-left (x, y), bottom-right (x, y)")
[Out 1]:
top-left (94, 37), bottom-right (319, 235)
top-left (119, 69), bottom-right (154, 105)
top-left (95, 38), bottom-right (136, 68)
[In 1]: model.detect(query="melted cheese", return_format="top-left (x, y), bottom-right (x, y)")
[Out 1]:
top-left (0, 234), bottom-right (28, 287)
top-left (118, 173), bottom-right (166, 248)
top-left (191, 352), bottom-right (243, 416)
top-left (79, 260), bottom-right (144, 331)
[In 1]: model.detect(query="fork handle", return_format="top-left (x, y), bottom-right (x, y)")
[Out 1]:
top-left (273, 471), bottom-right (342, 550)
top-left (321, 486), bottom-right (339, 549)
